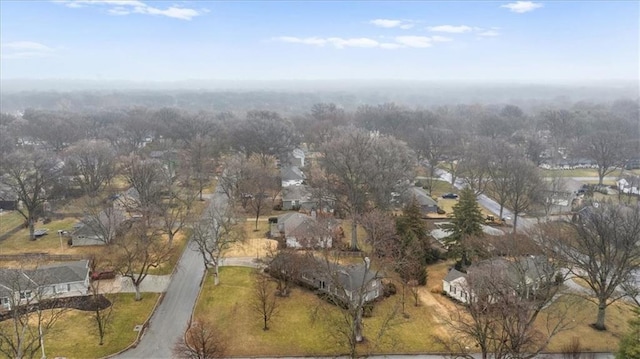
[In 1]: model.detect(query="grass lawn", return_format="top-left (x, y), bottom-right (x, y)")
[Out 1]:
top-left (1, 293), bottom-right (160, 359)
top-left (195, 267), bottom-right (442, 357)
top-left (544, 295), bottom-right (632, 352)
top-left (0, 210), bottom-right (25, 234)
top-left (540, 168), bottom-right (604, 178)
top-left (0, 217), bottom-right (80, 254)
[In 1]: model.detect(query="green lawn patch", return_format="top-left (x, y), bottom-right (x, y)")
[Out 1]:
top-left (194, 267), bottom-right (442, 357)
top-left (0, 210), bottom-right (25, 235)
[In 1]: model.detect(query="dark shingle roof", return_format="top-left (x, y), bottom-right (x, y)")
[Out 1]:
top-left (443, 268), bottom-right (467, 282)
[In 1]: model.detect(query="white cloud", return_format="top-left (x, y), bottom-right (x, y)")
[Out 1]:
top-left (273, 34), bottom-right (456, 50)
top-left (1, 41), bottom-right (55, 60)
top-left (427, 25), bottom-right (473, 33)
top-left (478, 30), bottom-right (500, 37)
top-left (431, 35), bottom-right (453, 42)
top-left (275, 36), bottom-right (327, 46)
top-left (369, 19), bottom-right (415, 29)
top-left (327, 37), bottom-right (379, 49)
top-left (379, 43), bottom-right (404, 50)
top-left (500, 1), bottom-right (543, 13)
top-left (394, 36), bottom-right (432, 48)
top-left (53, 0), bottom-right (204, 20)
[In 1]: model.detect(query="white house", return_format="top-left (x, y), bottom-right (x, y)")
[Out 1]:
top-left (0, 260), bottom-right (90, 311)
top-left (442, 256), bottom-right (555, 304)
top-left (442, 268), bottom-right (469, 303)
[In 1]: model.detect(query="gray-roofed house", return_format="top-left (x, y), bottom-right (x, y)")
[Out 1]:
top-left (270, 253), bottom-right (383, 305)
top-left (281, 166), bottom-right (306, 187)
top-left (407, 187), bottom-right (439, 215)
top-left (281, 185), bottom-right (315, 211)
top-left (442, 256), bottom-right (555, 304)
top-left (71, 208), bottom-right (126, 246)
top-left (270, 213), bottom-right (333, 249)
top-left (442, 268), bottom-right (468, 303)
top-left (0, 260), bottom-right (90, 311)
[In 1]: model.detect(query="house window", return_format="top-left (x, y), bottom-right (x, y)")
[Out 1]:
top-left (320, 280), bottom-right (326, 289)
top-left (56, 284), bottom-right (69, 293)
top-left (19, 291), bottom-right (32, 299)
top-left (1, 297), bottom-right (9, 308)
top-left (452, 286), bottom-right (456, 294)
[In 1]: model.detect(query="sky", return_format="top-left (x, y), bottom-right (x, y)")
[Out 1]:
top-left (0, 0), bottom-right (638, 82)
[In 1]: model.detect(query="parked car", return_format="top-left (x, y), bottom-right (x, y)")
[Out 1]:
top-left (442, 193), bottom-right (459, 199)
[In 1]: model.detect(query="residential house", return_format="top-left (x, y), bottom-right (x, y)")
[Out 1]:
top-left (269, 253), bottom-right (383, 305)
top-left (71, 208), bottom-right (127, 246)
top-left (618, 176), bottom-right (640, 196)
top-left (0, 260), bottom-right (90, 311)
top-left (281, 185), bottom-right (315, 211)
top-left (442, 268), bottom-right (468, 303)
top-left (442, 256), bottom-right (555, 304)
top-left (270, 212), bottom-right (333, 248)
top-left (281, 166), bottom-right (306, 187)
top-left (407, 187), bottom-right (438, 215)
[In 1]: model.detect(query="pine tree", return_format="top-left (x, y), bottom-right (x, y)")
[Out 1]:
top-left (394, 197), bottom-right (429, 284)
top-left (443, 187), bottom-right (484, 270)
top-left (617, 308), bottom-right (640, 359)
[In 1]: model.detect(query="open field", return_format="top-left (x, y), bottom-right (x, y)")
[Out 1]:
top-left (0, 293), bottom-right (160, 359)
top-left (194, 266), bottom-right (444, 357)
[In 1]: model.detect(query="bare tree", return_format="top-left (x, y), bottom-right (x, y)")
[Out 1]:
top-left (112, 221), bottom-right (173, 301)
top-left (88, 279), bottom-right (117, 346)
top-left (0, 150), bottom-right (61, 240)
top-left (187, 134), bottom-right (218, 201)
top-left (321, 127), bottom-right (414, 250)
top-left (236, 156), bottom-right (279, 230)
top-left (263, 249), bottom-right (304, 297)
top-left (191, 203), bottom-right (246, 285)
top-left (506, 159), bottom-right (543, 232)
top-left (487, 141), bottom-right (518, 219)
top-left (172, 318), bottom-right (227, 359)
top-left (540, 204), bottom-right (640, 330)
top-left (458, 139), bottom-right (492, 195)
top-left (251, 270), bottom-right (279, 331)
top-left (578, 119), bottom-right (632, 185)
top-left (159, 187), bottom-right (195, 246)
top-left (79, 197), bottom-right (126, 245)
top-left (122, 155), bottom-right (165, 220)
top-left (231, 111), bottom-right (299, 166)
top-left (64, 139), bottom-right (117, 196)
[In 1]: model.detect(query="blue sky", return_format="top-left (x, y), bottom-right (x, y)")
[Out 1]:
top-left (0, 1), bottom-right (638, 82)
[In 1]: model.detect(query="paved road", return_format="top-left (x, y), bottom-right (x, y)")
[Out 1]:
top-left (115, 190), bottom-right (227, 359)
top-left (435, 169), bottom-right (536, 232)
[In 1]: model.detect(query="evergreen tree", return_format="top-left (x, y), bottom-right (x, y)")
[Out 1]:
top-left (395, 197), bottom-right (429, 285)
top-left (617, 308), bottom-right (640, 359)
top-left (443, 187), bottom-right (484, 271)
